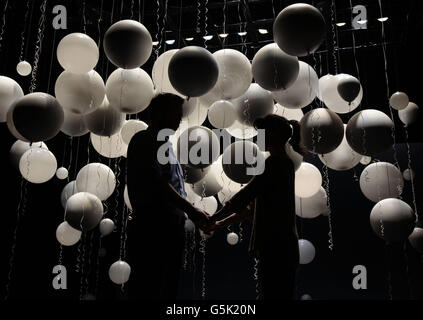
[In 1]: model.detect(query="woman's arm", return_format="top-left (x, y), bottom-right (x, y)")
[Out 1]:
top-left (204, 201), bottom-right (255, 233)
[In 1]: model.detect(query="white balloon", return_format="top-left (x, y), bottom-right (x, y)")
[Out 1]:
top-left (185, 219), bottom-right (195, 232)
top-left (193, 196), bottom-right (218, 215)
top-left (403, 168), bottom-right (415, 181)
top-left (61, 110), bottom-right (89, 137)
top-left (389, 91), bottom-right (409, 110)
top-left (124, 185), bottom-right (133, 210)
top-left (299, 239), bottom-right (315, 264)
top-left (192, 160), bottom-right (224, 197)
top-left (295, 162), bottom-right (322, 198)
top-left (106, 68), bottom-right (155, 114)
top-left (10, 140), bottom-right (48, 170)
top-left (90, 131), bottom-right (128, 158)
top-left (57, 33), bottom-right (99, 74)
top-left (99, 218), bottom-right (115, 236)
top-left (61, 180), bottom-right (78, 209)
top-left (273, 104), bottom-right (304, 122)
top-left (152, 49), bottom-right (184, 97)
top-left (109, 260), bottom-right (131, 285)
top-left (208, 100), bottom-right (237, 129)
top-left (181, 98), bottom-right (209, 127)
top-left (296, 187), bottom-right (327, 219)
top-left (56, 167), bottom-right (69, 180)
top-left (84, 97), bottom-right (125, 136)
top-left (398, 102), bottom-right (419, 126)
top-left (65, 192), bottom-right (104, 231)
top-left (121, 120), bottom-right (148, 145)
top-left (225, 119), bottom-right (258, 140)
top-left (56, 221), bottom-right (82, 246)
top-left (55, 70), bottom-right (105, 115)
top-left (0, 76), bottom-right (24, 122)
top-left (16, 61), bottom-right (32, 76)
top-left (409, 227), bottom-right (423, 253)
top-left (19, 148), bottom-right (57, 184)
top-left (272, 61), bottom-right (318, 109)
top-left (76, 163), bottom-right (116, 201)
top-left (360, 162), bottom-right (404, 203)
top-left (227, 232), bottom-right (239, 245)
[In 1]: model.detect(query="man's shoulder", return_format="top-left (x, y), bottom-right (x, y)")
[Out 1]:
top-left (129, 130), bottom-right (153, 146)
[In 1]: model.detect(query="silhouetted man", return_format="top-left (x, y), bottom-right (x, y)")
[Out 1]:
top-left (126, 93), bottom-right (209, 299)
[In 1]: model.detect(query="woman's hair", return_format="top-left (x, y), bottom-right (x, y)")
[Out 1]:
top-left (254, 114), bottom-right (306, 155)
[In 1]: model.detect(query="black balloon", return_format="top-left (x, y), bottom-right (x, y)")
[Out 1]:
top-left (7, 92), bottom-right (64, 142)
top-left (337, 75), bottom-right (361, 103)
top-left (168, 46), bottom-right (219, 97)
top-left (181, 164), bottom-right (210, 184)
top-left (273, 3), bottom-right (326, 57)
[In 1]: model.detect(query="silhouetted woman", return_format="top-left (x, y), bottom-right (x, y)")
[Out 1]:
top-left (206, 114), bottom-right (305, 300)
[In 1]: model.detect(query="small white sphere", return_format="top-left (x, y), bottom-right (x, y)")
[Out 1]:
top-left (56, 221), bottom-right (82, 246)
top-left (299, 239), bottom-right (316, 264)
top-left (56, 167), bottom-right (69, 180)
top-left (184, 219), bottom-right (195, 232)
top-left (99, 218), bottom-right (115, 236)
top-left (403, 168), bottom-right (415, 181)
top-left (360, 156), bottom-right (372, 165)
top-left (109, 260), bottom-right (131, 285)
top-left (389, 91), bottom-right (409, 110)
top-left (16, 61), bottom-right (32, 76)
top-left (227, 232), bottom-right (239, 245)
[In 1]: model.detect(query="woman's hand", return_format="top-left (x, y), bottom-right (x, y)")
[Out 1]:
top-left (201, 220), bottom-right (223, 234)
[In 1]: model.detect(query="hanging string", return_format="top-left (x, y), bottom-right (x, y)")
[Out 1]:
top-left (94, 235), bottom-right (102, 298)
top-left (404, 129), bottom-right (418, 221)
top-left (253, 258), bottom-right (260, 300)
top-left (46, 30), bottom-right (57, 94)
top-left (199, 235), bottom-right (207, 299)
top-left (0, 0), bottom-right (8, 55)
top-left (322, 164), bottom-right (334, 250)
top-left (196, 0), bottom-right (201, 34)
top-left (203, 0), bottom-right (209, 49)
top-left (348, 0), bottom-right (360, 80)
top-left (105, 0), bottom-right (116, 77)
top-left (78, 232), bottom-right (87, 300)
top-left (97, 0), bottom-right (104, 48)
top-left (329, 0), bottom-right (338, 74)
top-left (130, 0), bottom-right (134, 20)
top-left (82, 0), bottom-right (87, 34)
top-left (29, 0), bottom-right (48, 93)
top-left (191, 232), bottom-right (197, 296)
top-left (177, 0), bottom-right (183, 48)
top-left (18, 0), bottom-right (31, 62)
top-left (84, 231), bottom-right (95, 297)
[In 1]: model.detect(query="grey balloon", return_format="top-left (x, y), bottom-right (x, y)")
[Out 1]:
top-left (252, 43), bottom-right (299, 91)
top-left (181, 164), bottom-right (210, 184)
top-left (273, 3), bottom-right (326, 57)
top-left (103, 20), bottom-right (152, 69)
top-left (61, 110), bottom-right (89, 137)
top-left (7, 92), bottom-right (64, 142)
top-left (300, 108), bottom-right (344, 154)
top-left (84, 98), bottom-right (125, 136)
top-left (409, 227), bottom-right (423, 253)
top-left (337, 75), bottom-right (361, 103)
top-left (168, 46), bottom-right (219, 97)
top-left (65, 192), bottom-right (104, 232)
top-left (346, 109), bottom-right (394, 156)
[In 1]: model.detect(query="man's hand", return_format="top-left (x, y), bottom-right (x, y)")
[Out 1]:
top-left (189, 206), bottom-right (210, 228)
top-left (201, 220), bottom-right (223, 234)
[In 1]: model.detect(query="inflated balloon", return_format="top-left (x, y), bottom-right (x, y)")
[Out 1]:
top-left (389, 92), bottom-right (409, 110)
top-left (121, 120), bottom-right (148, 144)
top-left (61, 181), bottom-right (78, 209)
top-left (252, 43), bottom-right (299, 91)
top-left (346, 109), bottom-right (394, 156)
top-left (177, 126), bottom-right (220, 169)
top-left (286, 144), bottom-right (303, 171)
top-left (168, 46), bottom-right (219, 97)
top-left (225, 119), bottom-right (258, 140)
top-left (56, 167), bottom-right (69, 180)
top-left (16, 61), bottom-right (32, 76)
top-left (227, 232), bottom-right (239, 245)
top-left (300, 108), bottom-right (344, 154)
top-left (300, 294), bottom-right (312, 300)
top-left (222, 141), bottom-right (266, 184)
top-left (109, 260), bottom-right (131, 284)
top-left (9, 140), bottom-right (48, 170)
top-left (84, 97), bottom-right (125, 136)
top-left (403, 168), bottom-right (415, 181)
top-left (181, 165), bottom-right (209, 184)
top-left (180, 98), bottom-right (209, 126)
top-left (192, 161), bottom-right (224, 197)
top-left (296, 187), bottom-right (327, 219)
top-left (19, 148), bottom-right (57, 184)
top-left (319, 74), bottom-right (363, 114)
top-left (61, 110), bottom-right (89, 137)
top-left (233, 83), bottom-right (274, 126)
top-left (360, 162), bottom-right (404, 203)
top-left (409, 227), bottom-right (423, 253)
top-left (76, 163), bottom-right (116, 201)
top-left (106, 68), bottom-right (155, 114)
top-left (318, 124), bottom-right (362, 171)
top-left (55, 70), bottom-right (105, 115)
top-left (104, 20), bottom-right (152, 69)
top-left (123, 185), bottom-right (132, 210)
top-left (193, 196), bottom-right (218, 215)
top-left (398, 102), bottom-right (419, 126)
top-left (209, 49), bottom-right (252, 100)
top-left (208, 100), bottom-right (237, 129)
top-left (273, 104), bottom-right (304, 122)
top-left (65, 192), bottom-right (104, 231)
top-left (295, 162), bottom-right (322, 198)
top-left (272, 61), bottom-right (318, 109)
top-left (56, 221), bottom-right (82, 246)
top-left (370, 198), bottom-right (415, 243)
top-left (273, 3), bottom-right (326, 57)
top-left (152, 49), bottom-right (184, 97)
top-left (337, 74), bottom-right (361, 104)
top-left (185, 219), bottom-right (195, 232)
top-left (360, 156), bottom-right (372, 165)
top-left (99, 218), bottom-right (115, 236)
top-left (299, 239), bottom-right (316, 264)
top-left (90, 131), bottom-right (128, 158)
top-left (0, 76), bottom-right (24, 122)
top-left (57, 33), bottom-right (99, 74)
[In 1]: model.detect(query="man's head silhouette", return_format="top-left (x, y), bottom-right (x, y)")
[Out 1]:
top-left (149, 93), bottom-right (185, 131)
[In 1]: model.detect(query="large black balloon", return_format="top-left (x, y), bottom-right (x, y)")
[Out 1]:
top-left (273, 3), bottom-right (326, 57)
top-left (337, 75), bottom-right (361, 103)
top-left (7, 92), bottom-right (64, 142)
top-left (104, 20), bottom-right (152, 69)
top-left (168, 46), bottom-right (219, 97)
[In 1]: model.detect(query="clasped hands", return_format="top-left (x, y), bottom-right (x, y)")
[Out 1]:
top-left (189, 205), bottom-right (227, 234)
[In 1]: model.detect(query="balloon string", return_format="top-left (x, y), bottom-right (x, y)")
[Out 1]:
top-left (330, 0), bottom-right (338, 74)
top-left (79, 232), bottom-right (87, 300)
top-left (177, 0), bottom-right (183, 48)
top-left (129, 0), bottom-right (134, 20)
top-left (199, 236), bottom-right (207, 299)
top-left (192, 232), bottom-right (197, 296)
top-left (105, 0), bottom-right (115, 77)
top-left (404, 129), bottom-right (418, 221)
top-left (85, 231), bottom-right (95, 297)
top-left (18, 0), bottom-right (30, 62)
top-left (82, 0), bottom-right (87, 34)
top-left (253, 258), bottom-right (260, 300)
top-left (94, 235), bottom-right (102, 298)
top-left (222, 0), bottom-right (227, 48)
top-left (0, 0), bottom-right (8, 56)
top-left (322, 164), bottom-right (334, 251)
top-left (97, 0), bottom-right (104, 49)
top-left (203, 0), bottom-right (209, 49)
top-left (46, 30), bottom-right (57, 94)
top-left (238, 222), bottom-right (243, 243)
top-left (348, 0), bottom-right (361, 80)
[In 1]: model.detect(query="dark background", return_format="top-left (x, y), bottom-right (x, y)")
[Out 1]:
top-left (0, 0), bottom-right (423, 300)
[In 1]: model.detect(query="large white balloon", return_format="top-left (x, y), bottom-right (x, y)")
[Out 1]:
top-left (299, 239), bottom-right (316, 264)
top-left (56, 221), bottom-right (82, 246)
top-left (208, 100), bottom-right (237, 129)
top-left (121, 120), bottom-right (148, 144)
top-left (65, 192), bottom-right (104, 231)
top-left (273, 104), bottom-right (304, 122)
top-left (61, 180), bottom-right (78, 209)
top-left (296, 187), bottom-right (327, 219)
top-left (84, 97), bottom-right (125, 136)
top-left (370, 198), bottom-right (415, 243)
top-left (272, 61), bottom-right (318, 109)
top-left (319, 124), bottom-right (362, 171)
top-left (19, 148), bottom-right (57, 184)
top-left (389, 92), bottom-right (409, 110)
top-left (57, 33), bottom-right (99, 74)
top-left (398, 102), bottom-right (419, 126)
top-left (10, 140), bottom-right (48, 170)
top-left (106, 68), bottom-right (155, 114)
top-left (76, 163), bottom-right (116, 201)
top-left (90, 131), bottom-right (128, 158)
top-left (55, 70), bottom-right (105, 115)
top-left (152, 49), bottom-right (184, 97)
top-left (295, 162), bottom-right (322, 198)
top-left (109, 260), bottom-right (131, 284)
top-left (360, 162), bottom-right (404, 203)
top-left (0, 76), bottom-right (24, 122)
top-left (61, 110), bottom-right (89, 137)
